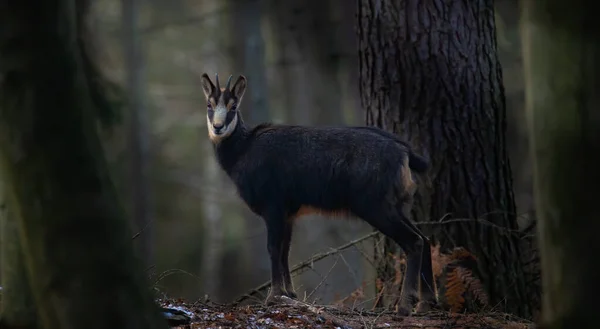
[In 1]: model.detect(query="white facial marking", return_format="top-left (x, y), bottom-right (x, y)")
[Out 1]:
top-left (212, 106), bottom-right (227, 126)
top-left (207, 109), bottom-right (238, 143)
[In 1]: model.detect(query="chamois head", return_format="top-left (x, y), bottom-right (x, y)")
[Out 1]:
top-left (200, 73), bottom-right (247, 143)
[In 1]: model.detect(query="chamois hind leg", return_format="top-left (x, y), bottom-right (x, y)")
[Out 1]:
top-left (397, 205), bottom-right (438, 313)
top-left (264, 214), bottom-right (287, 305)
top-left (362, 208), bottom-right (424, 316)
top-left (415, 240), bottom-right (437, 313)
top-left (280, 220), bottom-right (297, 298)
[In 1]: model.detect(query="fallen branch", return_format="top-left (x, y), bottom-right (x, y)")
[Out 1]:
top-left (231, 231), bottom-right (379, 306)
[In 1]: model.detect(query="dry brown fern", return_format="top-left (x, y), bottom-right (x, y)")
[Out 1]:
top-left (445, 266), bottom-right (467, 312)
top-left (333, 281), bottom-right (366, 307)
top-left (432, 245), bottom-right (489, 313)
top-left (392, 253), bottom-right (406, 286)
top-left (335, 243), bottom-right (489, 313)
top-left (431, 243), bottom-right (447, 278)
top-left (456, 266), bottom-right (489, 307)
top-left (449, 247), bottom-right (478, 262)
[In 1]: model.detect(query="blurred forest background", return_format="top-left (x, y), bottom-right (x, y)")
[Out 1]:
top-left (28, 0), bottom-right (531, 306)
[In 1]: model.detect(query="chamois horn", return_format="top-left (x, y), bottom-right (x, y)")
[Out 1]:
top-left (225, 75), bottom-right (233, 91)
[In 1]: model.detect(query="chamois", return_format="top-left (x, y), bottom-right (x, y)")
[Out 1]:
top-left (200, 73), bottom-right (438, 315)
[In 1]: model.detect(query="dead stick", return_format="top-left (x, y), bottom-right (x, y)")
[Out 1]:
top-left (278, 296), bottom-right (354, 328)
top-left (371, 285), bottom-right (386, 312)
top-left (231, 231), bottom-right (380, 306)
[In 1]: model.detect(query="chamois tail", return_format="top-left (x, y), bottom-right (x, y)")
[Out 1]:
top-left (408, 151), bottom-right (429, 174)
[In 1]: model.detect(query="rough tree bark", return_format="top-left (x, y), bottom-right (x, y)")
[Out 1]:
top-left (0, 1), bottom-right (168, 328)
top-left (521, 0), bottom-right (600, 327)
top-left (357, 0), bottom-right (531, 317)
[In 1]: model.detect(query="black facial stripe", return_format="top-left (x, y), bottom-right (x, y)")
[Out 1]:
top-left (207, 109), bottom-right (214, 121)
top-left (225, 110), bottom-right (237, 125)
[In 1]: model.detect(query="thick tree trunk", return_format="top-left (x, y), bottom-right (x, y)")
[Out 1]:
top-left (357, 0), bottom-right (531, 317)
top-left (0, 1), bottom-right (167, 328)
top-left (0, 183), bottom-right (38, 328)
top-left (521, 0), bottom-right (600, 327)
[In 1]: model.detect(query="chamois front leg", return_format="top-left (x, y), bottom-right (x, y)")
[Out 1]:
top-left (281, 220), bottom-right (297, 298)
top-left (265, 216), bottom-right (286, 305)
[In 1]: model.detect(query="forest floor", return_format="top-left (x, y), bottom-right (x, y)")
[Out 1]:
top-left (160, 297), bottom-right (534, 329)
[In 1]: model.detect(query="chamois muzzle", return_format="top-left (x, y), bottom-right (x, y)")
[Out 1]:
top-left (212, 122), bottom-right (224, 134)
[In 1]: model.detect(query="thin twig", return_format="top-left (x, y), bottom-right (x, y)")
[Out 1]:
top-left (131, 217), bottom-right (154, 240)
top-left (152, 268), bottom-right (200, 287)
top-left (306, 256), bottom-right (339, 301)
top-left (277, 295), bottom-right (354, 328)
top-left (371, 286), bottom-right (386, 311)
top-left (337, 252), bottom-right (362, 288)
top-left (415, 217), bottom-right (528, 238)
top-left (230, 231), bottom-right (379, 306)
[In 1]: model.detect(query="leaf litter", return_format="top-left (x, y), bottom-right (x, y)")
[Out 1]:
top-left (159, 297), bottom-right (534, 329)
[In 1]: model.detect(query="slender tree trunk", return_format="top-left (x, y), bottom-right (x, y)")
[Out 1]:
top-left (229, 0), bottom-right (271, 292)
top-left (305, 0), bottom-right (343, 125)
top-left (0, 182), bottom-right (38, 328)
top-left (123, 0), bottom-right (155, 268)
top-left (357, 0), bottom-right (531, 317)
top-left (231, 0), bottom-right (270, 125)
top-left (521, 0), bottom-right (600, 327)
top-left (265, 0), bottom-right (313, 125)
top-left (0, 1), bottom-right (167, 328)
top-left (201, 0), bottom-right (227, 300)
top-left (265, 0), bottom-right (343, 126)
top-left (332, 0), bottom-right (362, 125)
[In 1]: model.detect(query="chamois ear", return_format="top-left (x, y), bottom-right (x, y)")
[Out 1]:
top-left (200, 73), bottom-right (215, 101)
top-left (231, 75), bottom-right (247, 104)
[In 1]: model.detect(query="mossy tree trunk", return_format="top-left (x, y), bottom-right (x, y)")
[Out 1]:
top-left (521, 0), bottom-right (600, 327)
top-left (357, 0), bottom-right (532, 317)
top-left (123, 0), bottom-right (155, 268)
top-left (0, 182), bottom-right (38, 329)
top-left (0, 1), bottom-right (167, 328)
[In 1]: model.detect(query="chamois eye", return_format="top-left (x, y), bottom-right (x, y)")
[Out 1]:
top-left (207, 103), bottom-right (212, 110)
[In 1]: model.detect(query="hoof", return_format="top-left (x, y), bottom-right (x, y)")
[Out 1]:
top-left (415, 300), bottom-right (437, 314)
top-left (397, 305), bottom-right (412, 317)
top-left (265, 291), bottom-right (284, 306)
top-left (397, 294), bottom-right (418, 316)
top-left (284, 290), bottom-right (298, 299)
